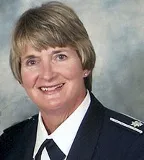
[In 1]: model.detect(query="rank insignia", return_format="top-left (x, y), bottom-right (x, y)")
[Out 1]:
top-left (131, 121), bottom-right (143, 128)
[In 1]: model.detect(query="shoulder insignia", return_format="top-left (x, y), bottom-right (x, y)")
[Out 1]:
top-left (110, 117), bottom-right (143, 134)
top-left (131, 120), bottom-right (143, 128)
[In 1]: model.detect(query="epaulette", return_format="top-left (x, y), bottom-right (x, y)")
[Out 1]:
top-left (109, 111), bottom-right (144, 134)
top-left (3, 114), bottom-right (38, 134)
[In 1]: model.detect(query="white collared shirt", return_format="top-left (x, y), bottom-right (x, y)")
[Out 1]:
top-left (33, 91), bottom-right (91, 160)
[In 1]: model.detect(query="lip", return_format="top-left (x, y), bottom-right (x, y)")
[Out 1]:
top-left (39, 83), bottom-right (65, 94)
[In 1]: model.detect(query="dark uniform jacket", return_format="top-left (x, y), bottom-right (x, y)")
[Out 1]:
top-left (0, 93), bottom-right (144, 160)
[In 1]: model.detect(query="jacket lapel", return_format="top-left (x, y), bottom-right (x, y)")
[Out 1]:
top-left (67, 93), bottom-right (105, 160)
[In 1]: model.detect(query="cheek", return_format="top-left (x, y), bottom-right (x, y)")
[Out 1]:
top-left (21, 69), bottom-right (38, 87)
top-left (60, 67), bottom-right (84, 81)
top-left (64, 63), bottom-right (84, 79)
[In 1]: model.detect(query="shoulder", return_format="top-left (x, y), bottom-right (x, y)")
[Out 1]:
top-left (105, 110), bottom-right (144, 159)
top-left (90, 92), bottom-right (144, 135)
top-left (90, 93), bottom-right (144, 159)
top-left (0, 114), bottom-right (38, 139)
top-left (0, 115), bottom-right (38, 158)
top-left (105, 108), bottom-right (144, 135)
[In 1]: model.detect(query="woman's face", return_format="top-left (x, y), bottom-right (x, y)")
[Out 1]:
top-left (20, 45), bottom-right (90, 114)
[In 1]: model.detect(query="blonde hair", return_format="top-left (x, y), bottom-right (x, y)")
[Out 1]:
top-left (10, 1), bottom-right (96, 91)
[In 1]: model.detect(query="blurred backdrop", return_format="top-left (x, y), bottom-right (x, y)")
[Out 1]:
top-left (0, 0), bottom-right (144, 134)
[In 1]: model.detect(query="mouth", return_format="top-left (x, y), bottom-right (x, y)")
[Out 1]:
top-left (39, 83), bottom-right (65, 92)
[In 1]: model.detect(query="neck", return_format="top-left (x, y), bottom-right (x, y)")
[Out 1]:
top-left (40, 90), bottom-right (87, 134)
top-left (41, 111), bottom-right (70, 134)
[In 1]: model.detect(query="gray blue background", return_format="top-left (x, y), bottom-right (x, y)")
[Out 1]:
top-left (0, 0), bottom-right (144, 134)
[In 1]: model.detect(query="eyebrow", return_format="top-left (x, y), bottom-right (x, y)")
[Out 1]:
top-left (21, 55), bottom-right (38, 62)
top-left (51, 49), bottom-right (67, 54)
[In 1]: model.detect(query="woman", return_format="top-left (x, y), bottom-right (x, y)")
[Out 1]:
top-left (0, 1), bottom-right (144, 160)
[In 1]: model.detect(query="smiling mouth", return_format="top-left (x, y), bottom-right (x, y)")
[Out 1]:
top-left (39, 83), bottom-right (65, 92)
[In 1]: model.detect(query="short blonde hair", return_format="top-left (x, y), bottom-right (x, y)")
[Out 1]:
top-left (10, 1), bottom-right (96, 91)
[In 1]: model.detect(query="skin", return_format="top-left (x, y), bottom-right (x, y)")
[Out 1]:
top-left (20, 45), bottom-right (90, 133)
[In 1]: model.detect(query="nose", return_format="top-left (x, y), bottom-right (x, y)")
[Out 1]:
top-left (39, 61), bottom-right (56, 81)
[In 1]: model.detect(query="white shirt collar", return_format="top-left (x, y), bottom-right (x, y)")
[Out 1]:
top-left (33, 90), bottom-right (91, 158)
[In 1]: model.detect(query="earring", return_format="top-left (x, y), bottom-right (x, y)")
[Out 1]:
top-left (84, 73), bottom-right (88, 77)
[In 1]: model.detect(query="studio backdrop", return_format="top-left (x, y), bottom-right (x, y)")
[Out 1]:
top-left (0, 0), bottom-right (144, 134)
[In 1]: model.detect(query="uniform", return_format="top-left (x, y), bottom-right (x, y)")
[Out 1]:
top-left (0, 93), bottom-right (144, 160)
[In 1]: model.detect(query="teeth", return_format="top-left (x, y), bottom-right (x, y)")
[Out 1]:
top-left (41, 87), bottom-right (48, 91)
top-left (40, 84), bottom-right (64, 91)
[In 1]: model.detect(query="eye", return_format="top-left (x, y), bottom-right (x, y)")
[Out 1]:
top-left (56, 54), bottom-right (67, 61)
top-left (26, 59), bottom-right (37, 66)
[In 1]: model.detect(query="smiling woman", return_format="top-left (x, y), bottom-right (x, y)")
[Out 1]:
top-left (20, 45), bottom-right (89, 122)
top-left (1, 1), bottom-right (144, 160)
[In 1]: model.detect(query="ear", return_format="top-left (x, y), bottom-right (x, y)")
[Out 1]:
top-left (83, 70), bottom-right (91, 78)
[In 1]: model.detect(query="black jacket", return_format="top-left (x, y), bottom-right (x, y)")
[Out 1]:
top-left (1, 93), bottom-right (144, 160)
